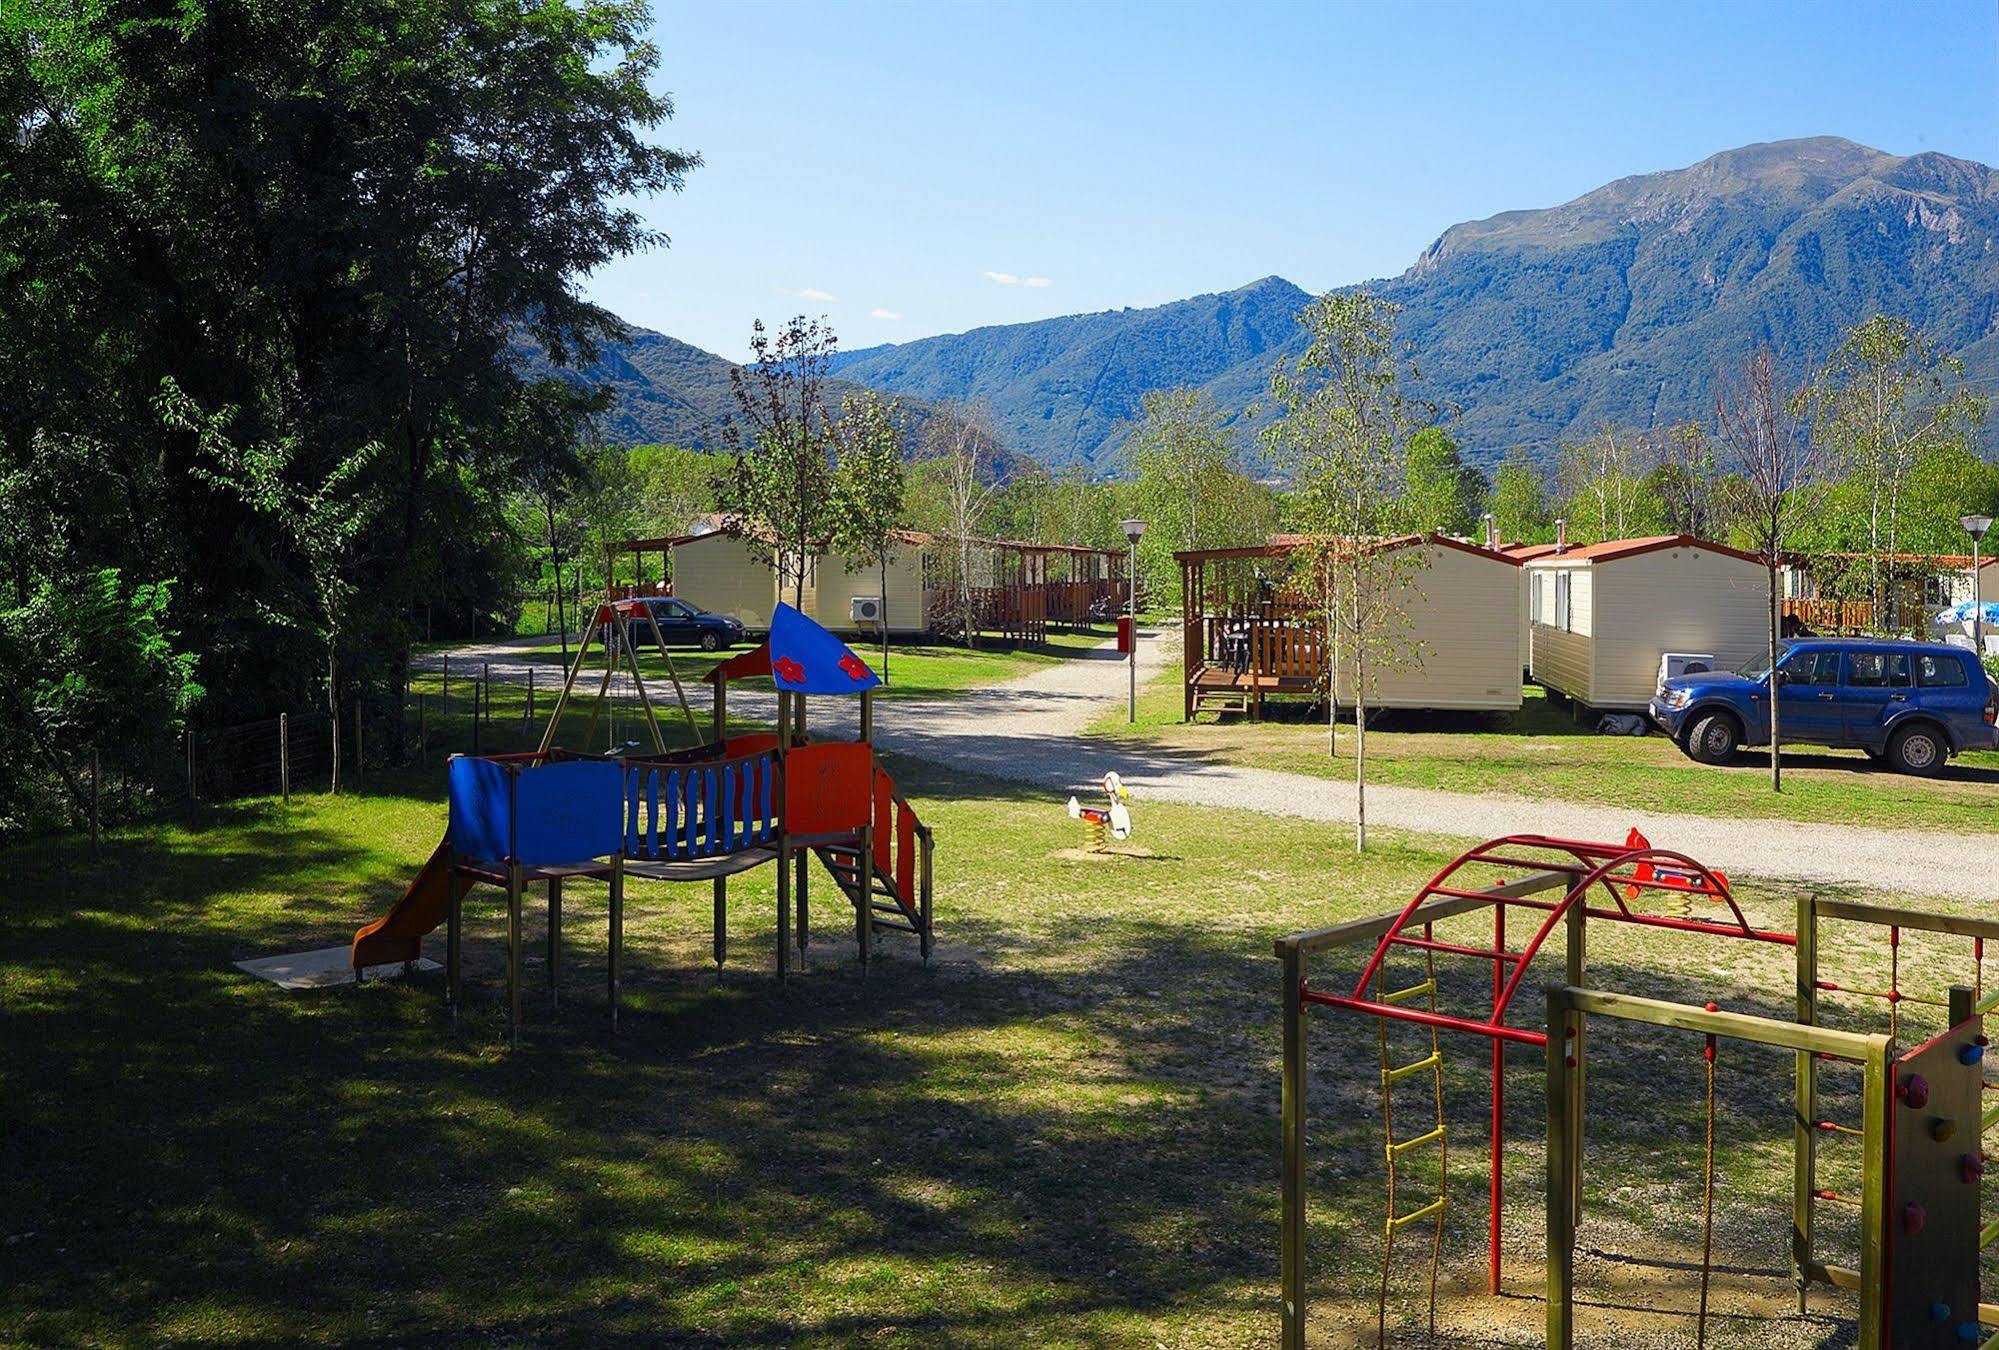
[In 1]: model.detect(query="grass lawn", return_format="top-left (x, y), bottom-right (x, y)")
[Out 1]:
top-left (452, 627), bottom-right (1115, 704)
top-left (1089, 669), bottom-right (1999, 834)
top-left (5, 728), bottom-right (1992, 1346)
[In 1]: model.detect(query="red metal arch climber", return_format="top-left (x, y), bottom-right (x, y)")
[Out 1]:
top-left (1300, 829), bottom-right (1796, 1294)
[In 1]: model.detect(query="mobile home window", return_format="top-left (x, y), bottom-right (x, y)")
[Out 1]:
top-left (1554, 572), bottom-right (1572, 632)
top-left (1530, 574), bottom-right (1544, 623)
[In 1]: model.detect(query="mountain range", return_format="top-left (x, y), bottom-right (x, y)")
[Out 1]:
top-left (550, 136), bottom-right (1999, 469)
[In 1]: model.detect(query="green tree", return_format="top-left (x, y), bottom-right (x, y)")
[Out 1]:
top-left (1797, 315), bottom-right (1986, 628)
top-left (1554, 427), bottom-right (1661, 543)
top-left (1126, 388), bottom-right (1270, 599)
top-left (1488, 452), bottom-right (1553, 544)
top-left (726, 316), bottom-right (837, 610)
top-left (831, 392), bottom-right (908, 680)
top-left (1261, 290), bottom-right (1427, 852)
top-left (1399, 426), bottom-right (1485, 536)
top-left (3, 0), bottom-right (693, 788)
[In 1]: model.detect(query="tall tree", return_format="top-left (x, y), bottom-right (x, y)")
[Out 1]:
top-left (921, 400), bottom-right (1008, 647)
top-left (726, 316), bottom-right (837, 610)
top-left (1653, 422), bottom-right (1720, 539)
top-left (1400, 427), bottom-right (1485, 536)
top-left (1126, 387), bottom-right (1268, 597)
top-left (1488, 452), bottom-right (1553, 544)
top-left (1798, 315), bottom-right (1985, 630)
top-left (1556, 427), bottom-right (1656, 543)
top-left (1716, 351), bottom-right (1819, 793)
top-left (831, 391), bottom-right (908, 680)
top-left (2, 0), bottom-right (695, 787)
top-left (1261, 290), bottom-right (1426, 853)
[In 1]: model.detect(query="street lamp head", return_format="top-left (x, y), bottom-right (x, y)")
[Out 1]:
top-left (1121, 518), bottom-right (1148, 545)
top-left (1963, 514), bottom-right (1994, 543)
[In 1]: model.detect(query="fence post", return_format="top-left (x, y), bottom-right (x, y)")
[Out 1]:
top-left (526, 668), bottom-right (534, 723)
top-left (442, 654), bottom-right (449, 711)
top-left (418, 693), bottom-right (427, 757)
top-left (185, 729), bottom-right (197, 805)
top-left (280, 712), bottom-right (291, 806)
top-left (354, 700), bottom-right (363, 787)
top-left (472, 682), bottom-right (481, 756)
top-left (483, 663), bottom-right (491, 730)
top-left (89, 746), bottom-right (101, 854)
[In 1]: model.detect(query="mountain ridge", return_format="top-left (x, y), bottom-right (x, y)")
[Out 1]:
top-left (559, 136), bottom-right (1999, 467)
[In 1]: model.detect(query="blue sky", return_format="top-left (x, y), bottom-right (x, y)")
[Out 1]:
top-left (587, 0), bottom-right (1999, 360)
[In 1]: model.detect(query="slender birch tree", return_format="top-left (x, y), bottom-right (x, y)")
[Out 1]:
top-left (1260, 290), bottom-right (1426, 853)
top-left (725, 316), bottom-right (837, 608)
top-left (831, 391), bottom-right (907, 680)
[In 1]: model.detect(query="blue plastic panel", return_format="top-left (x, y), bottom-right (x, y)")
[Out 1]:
top-left (769, 603), bottom-right (882, 694)
top-left (447, 757), bottom-right (512, 866)
top-left (513, 759), bottom-right (626, 865)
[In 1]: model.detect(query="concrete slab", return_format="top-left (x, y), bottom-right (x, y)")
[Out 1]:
top-left (234, 946), bottom-right (439, 990)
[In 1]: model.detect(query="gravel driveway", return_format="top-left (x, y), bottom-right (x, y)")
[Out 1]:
top-left (422, 631), bottom-right (1998, 901)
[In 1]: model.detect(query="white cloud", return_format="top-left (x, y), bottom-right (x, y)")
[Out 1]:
top-left (793, 287), bottom-right (838, 303)
top-left (983, 271), bottom-right (1052, 288)
top-left (870, 307), bottom-right (901, 320)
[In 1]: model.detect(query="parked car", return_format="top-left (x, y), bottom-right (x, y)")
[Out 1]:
top-left (610, 597), bottom-right (746, 653)
top-left (1649, 638), bottom-right (1999, 776)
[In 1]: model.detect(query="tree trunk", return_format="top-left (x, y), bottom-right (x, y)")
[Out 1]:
top-left (547, 495), bottom-right (568, 660)
top-left (327, 643), bottom-right (342, 796)
top-left (1353, 643), bottom-right (1368, 855)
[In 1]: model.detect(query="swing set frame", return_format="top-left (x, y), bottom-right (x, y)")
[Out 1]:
top-left (1277, 833), bottom-right (1999, 1350)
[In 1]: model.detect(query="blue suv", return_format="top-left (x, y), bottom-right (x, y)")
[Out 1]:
top-left (1649, 638), bottom-right (1999, 776)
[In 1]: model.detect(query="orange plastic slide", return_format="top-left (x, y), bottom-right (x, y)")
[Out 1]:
top-left (351, 840), bottom-right (469, 970)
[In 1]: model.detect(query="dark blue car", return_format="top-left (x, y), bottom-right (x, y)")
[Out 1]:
top-left (1649, 638), bottom-right (1999, 776)
top-left (611, 597), bottom-right (746, 653)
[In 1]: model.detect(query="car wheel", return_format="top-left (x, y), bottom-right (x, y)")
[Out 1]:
top-left (1887, 724), bottom-right (1946, 777)
top-left (1684, 711), bottom-right (1741, 765)
top-left (699, 631), bottom-right (722, 652)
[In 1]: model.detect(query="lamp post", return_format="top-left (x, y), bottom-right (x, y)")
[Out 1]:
top-left (1964, 514), bottom-right (1993, 655)
top-left (1122, 518), bottom-right (1147, 723)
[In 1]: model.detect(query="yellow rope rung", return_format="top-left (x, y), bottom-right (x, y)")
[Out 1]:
top-left (1386, 1197), bottom-right (1445, 1231)
top-left (1381, 979), bottom-right (1436, 1006)
top-left (1979, 989), bottom-right (1999, 1017)
top-left (1981, 1218), bottom-right (1999, 1251)
top-left (1981, 1329), bottom-right (1999, 1350)
top-left (1382, 1052), bottom-right (1442, 1085)
top-left (1983, 1102), bottom-right (1999, 1133)
top-left (1387, 1125), bottom-right (1446, 1157)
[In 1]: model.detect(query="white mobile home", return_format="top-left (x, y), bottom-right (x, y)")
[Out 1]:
top-left (667, 529), bottom-right (928, 635)
top-left (1178, 533), bottom-right (1524, 719)
top-left (1526, 535), bottom-right (1768, 710)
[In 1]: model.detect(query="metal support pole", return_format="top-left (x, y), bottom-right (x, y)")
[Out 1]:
top-left (1279, 942), bottom-right (1308, 1350)
top-left (1564, 898), bottom-right (1585, 1225)
top-left (526, 668), bottom-right (535, 724)
top-left (1127, 539), bottom-right (1138, 723)
top-left (713, 876), bottom-right (727, 973)
top-left (547, 876), bottom-right (562, 1012)
top-left (353, 699), bottom-right (363, 787)
top-left (506, 861), bottom-right (523, 1046)
top-left (446, 866), bottom-right (462, 1027)
top-left (608, 856), bottom-right (624, 1033)
top-left (280, 712), bottom-right (291, 807)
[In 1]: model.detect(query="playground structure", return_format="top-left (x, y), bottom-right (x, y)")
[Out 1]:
top-left (1065, 771), bottom-right (1132, 852)
top-left (350, 601), bottom-right (935, 1040)
top-left (1276, 830), bottom-right (1999, 1349)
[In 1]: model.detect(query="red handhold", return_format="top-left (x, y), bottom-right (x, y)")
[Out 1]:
top-left (838, 652), bottom-right (871, 682)
top-left (1963, 1155), bottom-right (1986, 1184)
top-left (773, 655), bottom-right (805, 685)
top-left (1903, 1202), bottom-right (1928, 1235)
top-left (1901, 1073), bottom-right (1932, 1109)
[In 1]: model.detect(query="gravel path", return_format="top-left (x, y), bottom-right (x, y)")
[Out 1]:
top-left (421, 632), bottom-right (1998, 901)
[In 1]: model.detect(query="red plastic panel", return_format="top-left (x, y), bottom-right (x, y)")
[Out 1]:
top-left (896, 800), bottom-right (916, 903)
top-left (783, 743), bottom-right (873, 835)
top-left (873, 771), bottom-right (893, 873)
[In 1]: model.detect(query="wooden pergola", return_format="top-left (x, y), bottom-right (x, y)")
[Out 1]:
top-left (1176, 538), bottom-right (1327, 721)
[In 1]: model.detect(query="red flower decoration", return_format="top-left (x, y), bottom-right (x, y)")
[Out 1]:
top-left (839, 652), bottom-right (871, 682)
top-left (773, 655), bottom-right (805, 684)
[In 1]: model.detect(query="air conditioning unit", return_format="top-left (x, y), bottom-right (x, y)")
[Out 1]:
top-left (1658, 651), bottom-right (1716, 692)
top-left (851, 596), bottom-right (884, 627)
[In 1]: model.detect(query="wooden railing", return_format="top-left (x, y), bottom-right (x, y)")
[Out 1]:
top-left (1782, 598), bottom-right (1876, 633)
top-left (1199, 616), bottom-right (1326, 681)
top-left (623, 750), bottom-right (780, 861)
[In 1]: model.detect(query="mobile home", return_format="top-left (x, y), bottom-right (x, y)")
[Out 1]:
top-left (1178, 533), bottom-right (1525, 720)
top-left (1526, 535), bottom-right (1768, 711)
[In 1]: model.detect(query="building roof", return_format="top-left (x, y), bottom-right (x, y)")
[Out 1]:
top-left (1498, 541), bottom-right (1562, 560)
top-left (1175, 533), bottom-right (1521, 566)
top-left (1522, 534), bottom-right (1763, 567)
top-left (1794, 551), bottom-right (1997, 570)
